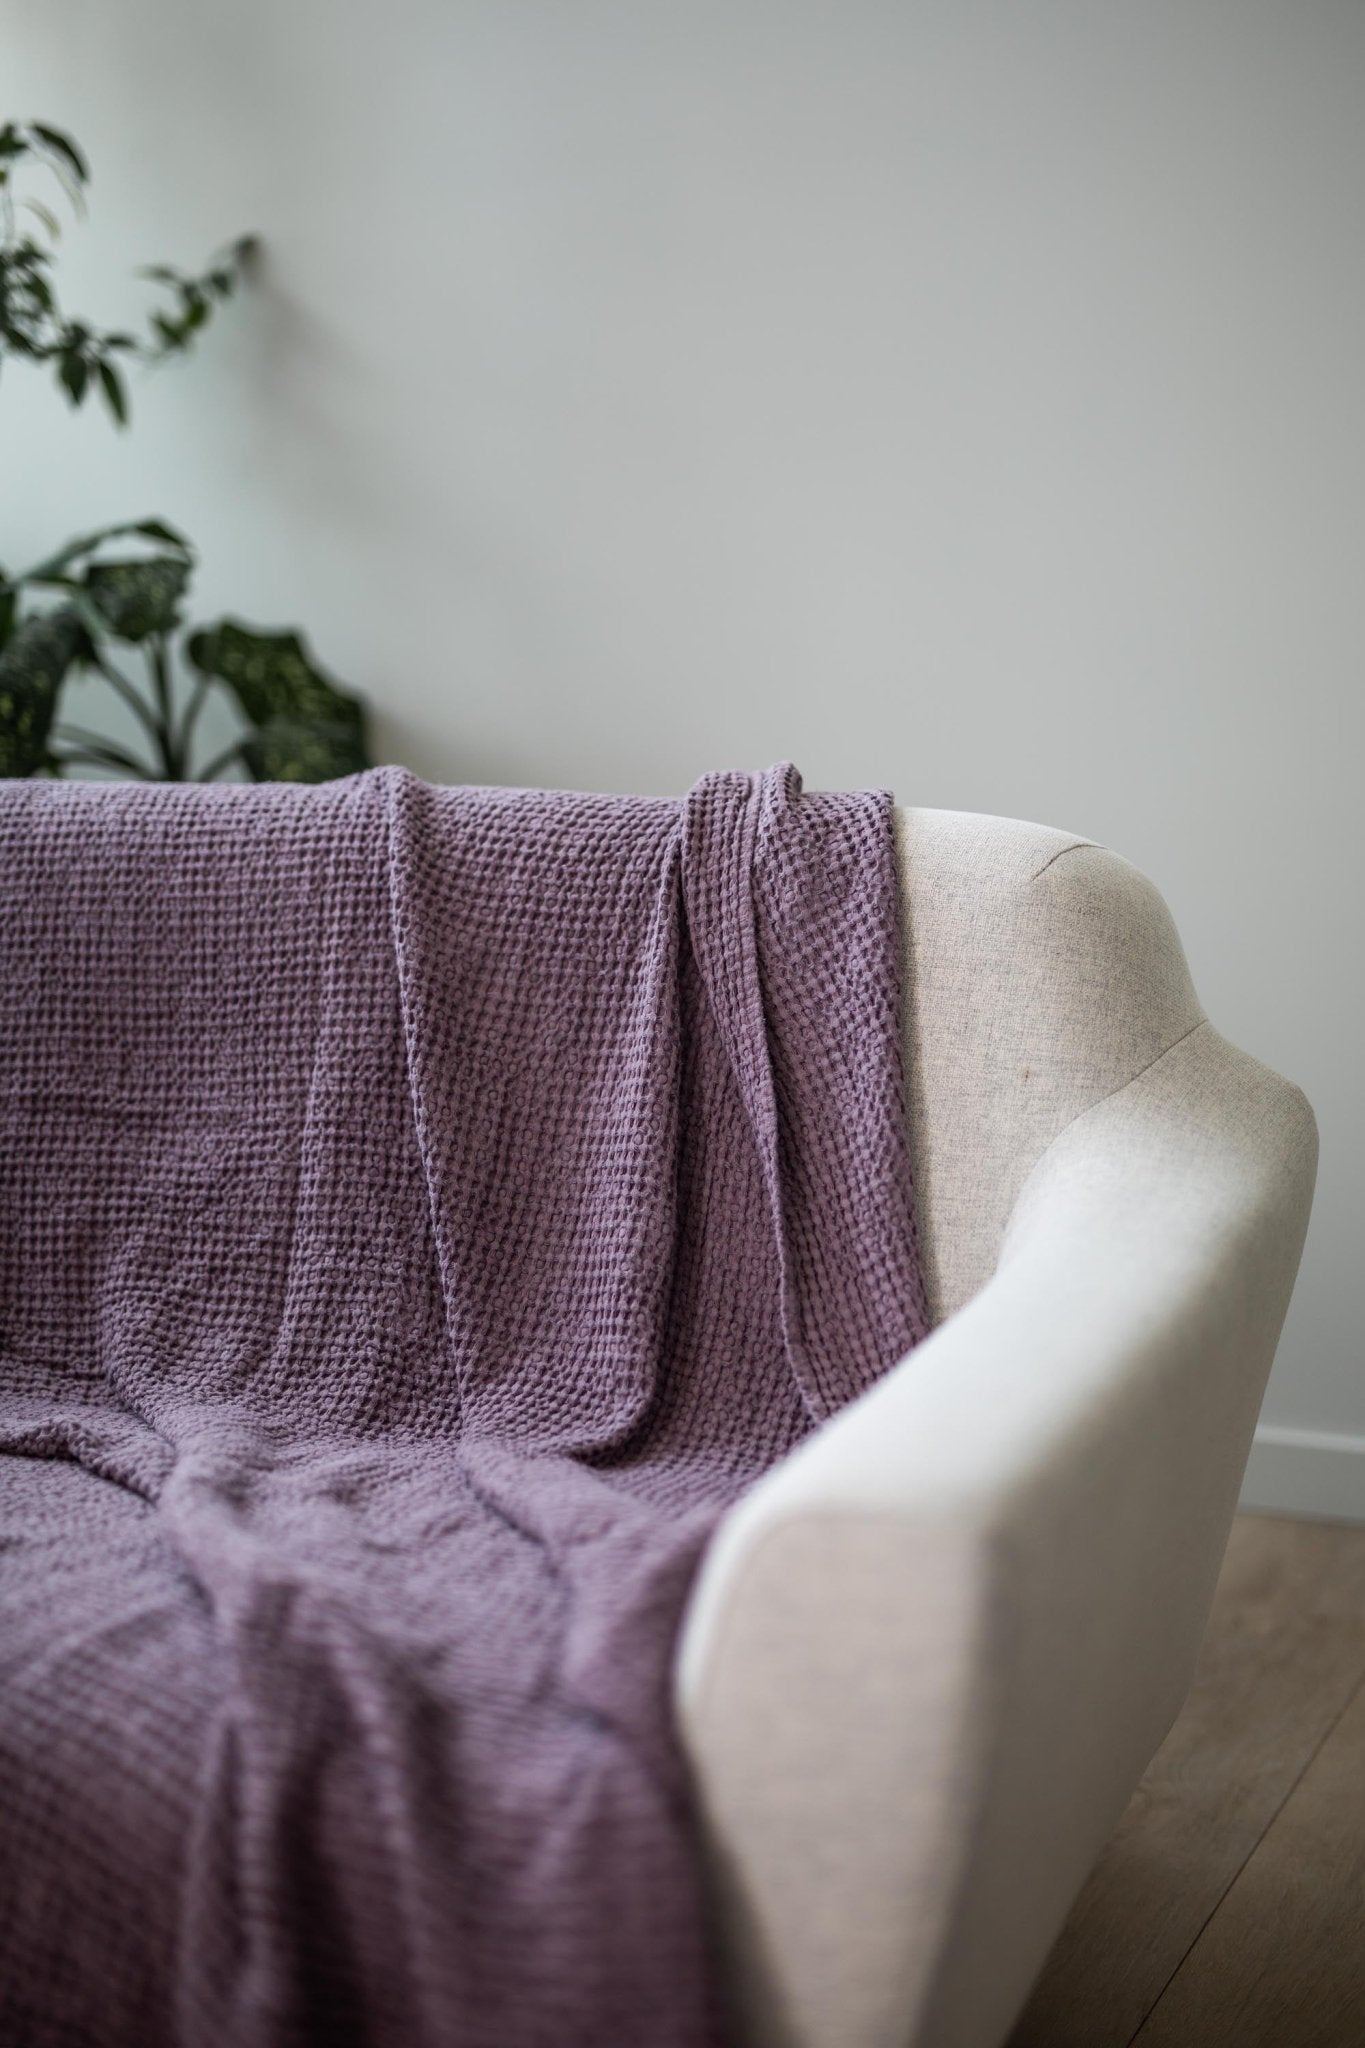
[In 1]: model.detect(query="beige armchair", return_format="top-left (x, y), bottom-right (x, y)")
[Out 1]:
top-left (675, 809), bottom-right (1317, 2048)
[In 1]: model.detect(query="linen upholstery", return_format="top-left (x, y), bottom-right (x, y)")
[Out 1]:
top-left (675, 807), bottom-right (1316, 2048)
top-left (894, 810), bottom-right (1204, 1321)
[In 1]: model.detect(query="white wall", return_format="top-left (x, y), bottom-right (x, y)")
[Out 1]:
top-left (3, 1), bottom-right (1361, 1508)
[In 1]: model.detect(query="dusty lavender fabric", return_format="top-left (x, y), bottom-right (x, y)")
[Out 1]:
top-left (0, 762), bottom-right (928, 2048)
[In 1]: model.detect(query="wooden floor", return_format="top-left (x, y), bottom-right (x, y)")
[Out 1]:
top-left (1006, 1512), bottom-right (1365, 2048)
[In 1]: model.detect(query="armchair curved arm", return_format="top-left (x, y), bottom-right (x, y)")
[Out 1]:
top-left (674, 1022), bottom-right (1317, 2048)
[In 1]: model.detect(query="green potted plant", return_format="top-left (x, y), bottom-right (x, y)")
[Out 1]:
top-left (0, 119), bottom-right (370, 783)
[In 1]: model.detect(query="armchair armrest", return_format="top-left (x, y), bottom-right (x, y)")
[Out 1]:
top-left (674, 1021), bottom-right (1317, 2048)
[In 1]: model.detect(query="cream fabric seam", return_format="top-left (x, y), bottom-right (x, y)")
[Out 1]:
top-left (1019, 1010), bottom-right (1211, 1162)
top-left (1026, 836), bottom-right (1100, 883)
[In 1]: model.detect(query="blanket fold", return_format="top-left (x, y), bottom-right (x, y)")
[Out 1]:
top-left (0, 762), bottom-right (927, 2048)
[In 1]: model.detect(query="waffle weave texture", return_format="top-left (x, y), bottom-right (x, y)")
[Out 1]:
top-left (0, 761), bottom-right (928, 2048)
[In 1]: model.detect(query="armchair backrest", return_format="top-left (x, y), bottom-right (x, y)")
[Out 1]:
top-left (894, 809), bottom-right (1205, 1324)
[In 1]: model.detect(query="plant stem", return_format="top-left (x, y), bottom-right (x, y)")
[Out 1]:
top-left (149, 634), bottom-right (177, 776)
top-left (173, 667), bottom-right (212, 775)
top-left (87, 647), bottom-right (165, 743)
top-left (53, 722), bottom-right (158, 774)
top-left (51, 741), bottom-right (154, 780)
top-left (52, 724), bottom-right (156, 775)
top-left (195, 735), bottom-right (250, 783)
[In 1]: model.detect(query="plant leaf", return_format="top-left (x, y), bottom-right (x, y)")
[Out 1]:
top-left (19, 519), bottom-right (193, 586)
top-left (97, 357), bottom-right (128, 425)
top-left (21, 197), bottom-right (61, 240)
top-left (239, 716), bottom-right (373, 785)
top-left (128, 518), bottom-right (192, 551)
top-left (186, 620), bottom-right (371, 784)
top-left (0, 605), bottom-right (84, 776)
top-left (58, 349), bottom-right (89, 405)
top-left (81, 555), bottom-right (191, 642)
top-left (29, 124), bottom-right (89, 185)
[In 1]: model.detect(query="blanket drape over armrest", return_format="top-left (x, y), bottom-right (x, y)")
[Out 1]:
top-left (0, 763), bottom-right (927, 2048)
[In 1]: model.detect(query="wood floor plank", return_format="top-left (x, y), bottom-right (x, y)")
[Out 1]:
top-left (1133, 1672), bottom-right (1365, 2048)
top-left (1006, 1514), bottom-right (1365, 2048)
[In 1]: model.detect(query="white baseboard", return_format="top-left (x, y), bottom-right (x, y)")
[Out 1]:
top-left (1239, 1424), bottom-right (1365, 1525)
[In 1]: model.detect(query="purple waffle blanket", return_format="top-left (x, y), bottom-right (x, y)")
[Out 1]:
top-left (0, 763), bottom-right (927, 2048)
